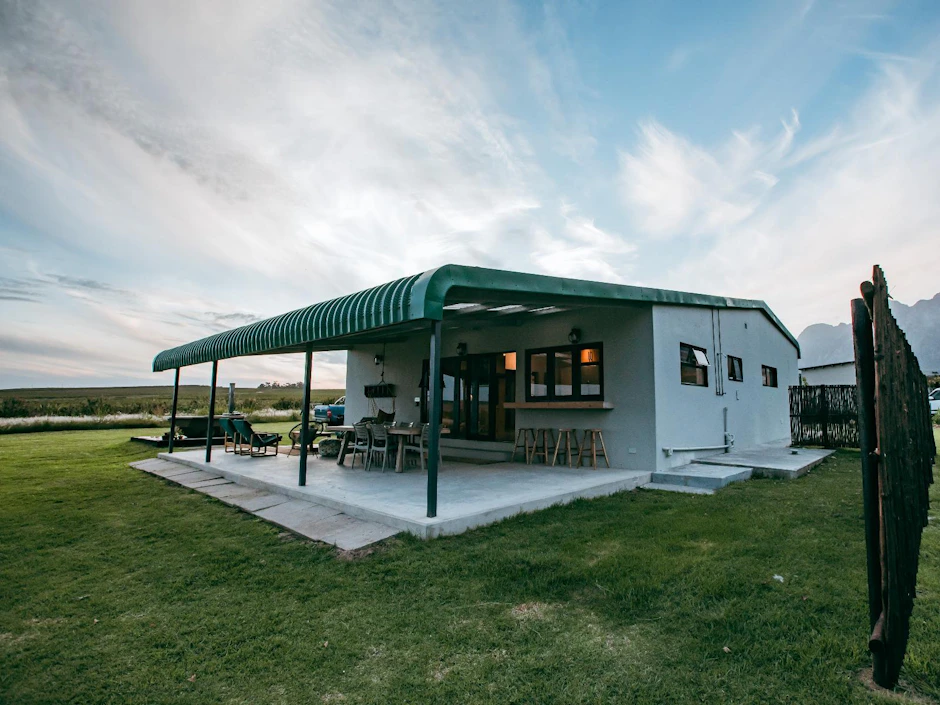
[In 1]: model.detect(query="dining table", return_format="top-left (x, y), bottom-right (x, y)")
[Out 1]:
top-left (330, 425), bottom-right (357, 466)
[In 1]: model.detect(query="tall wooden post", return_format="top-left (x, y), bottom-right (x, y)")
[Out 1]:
top-left (168, 368), bottom-right (180, 454)
top-left (299, 347), bottom-right (313, 486)
top-left (205, 361), bottom-right (218, 463)
top-left (427, 320), bottom-right (442, 518)
top-left (852, 296), bottom-right (885, 684)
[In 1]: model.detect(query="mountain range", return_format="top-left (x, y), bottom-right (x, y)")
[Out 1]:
top-left (797, 293), bottom-right (940, 374)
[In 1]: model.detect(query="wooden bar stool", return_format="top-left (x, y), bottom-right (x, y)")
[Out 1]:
top-left (576, 429), bottom-right (610, 469)
top-left (511, 428), bottom-right (535, 463)
top-left (529, 428), bottom-right (556, 464)
top-left (551, 429), bottom-right (579, 467)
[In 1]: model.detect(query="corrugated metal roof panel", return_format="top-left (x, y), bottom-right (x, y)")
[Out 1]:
top-left (152, 265), bottom-right (798, 371)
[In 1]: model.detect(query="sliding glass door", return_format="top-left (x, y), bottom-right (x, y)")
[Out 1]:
top-left (423, 351), bottom-right (515, 441)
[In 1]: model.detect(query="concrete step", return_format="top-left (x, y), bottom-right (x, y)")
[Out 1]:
top-left (691, 448), bottom-right (835, 480)
top-left (640, 482), bottom-right (714, 495)
top-left (129, 459), bottom-right (399, 550)
top-left (650, 464), bottom-right (752, 490)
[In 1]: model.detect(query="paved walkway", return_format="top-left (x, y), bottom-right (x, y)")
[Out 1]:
top-left (129, 458), bottom-right (399, 550)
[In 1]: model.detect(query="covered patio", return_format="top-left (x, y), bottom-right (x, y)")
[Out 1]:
top-left (153, 264), bottom-right (794, 523)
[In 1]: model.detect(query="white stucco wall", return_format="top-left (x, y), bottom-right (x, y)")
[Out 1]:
top-left (799, 362), bottom-right (856, 386)
top-left (344, 302), bottom-right (797, 473)
top-left (651, 306), bottom-right (798, 470)
top-left (345, 304), bottom-right (658, 470)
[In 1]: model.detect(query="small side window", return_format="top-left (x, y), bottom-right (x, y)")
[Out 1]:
top-left (762, 365), bottom-right (778, 388)
top-left (680, 343), bottom-right (709, 387)
top-left (727, 356), bottom-right (743, 382)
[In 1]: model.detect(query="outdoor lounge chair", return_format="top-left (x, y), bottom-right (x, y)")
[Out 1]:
top-left (232, 418), bottom-right (281, 457)
top-left (218, 417), bottom-right (241, 454)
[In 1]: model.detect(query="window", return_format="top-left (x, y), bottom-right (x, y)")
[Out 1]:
top-left (762, 365), bottom-right (778, 388)
top-left (526, 343), bottom-right (603, 401)
top-left (680, 343), bottom-right (709, 387)
top-left (727, 355), bottom-right (743, 382)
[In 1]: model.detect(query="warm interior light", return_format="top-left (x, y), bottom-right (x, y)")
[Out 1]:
top-left (581, 348), bottom-right (599, 364)
top-left (504, 352), bottom-right (517, 370)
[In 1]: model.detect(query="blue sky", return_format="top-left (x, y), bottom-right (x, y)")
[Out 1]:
top-left (1, 0), bottom-right (939, 389)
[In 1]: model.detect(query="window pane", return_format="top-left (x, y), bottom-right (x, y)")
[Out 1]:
top-left (693, 348), bottom-right (710, 366)
top-left (681, 364), bottom-right (707, 386)
top-left (580, 347), bottom-right (601, 364)
top-left (554, 351), bottom-right (573, 397)
top-left (529, 352), bottom-right (548, 397)
top-left (581, 363), bottom-right (601, 396)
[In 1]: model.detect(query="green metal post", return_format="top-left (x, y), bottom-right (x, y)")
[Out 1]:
top-left (299, 346), bottom-right (313, 486)
top-left (168, 368), bottom-right (180, 454)
top-left (205, 361), bottom-right (218, 463)
top-left (427, 320), bottom-right (442, 518)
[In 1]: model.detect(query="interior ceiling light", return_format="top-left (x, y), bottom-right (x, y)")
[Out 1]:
top-left (443, 302), bottom-right (480, 310)
top-left (488, 304), bottom-right (525, 312)
top-left (529, 306), bottom-right (561, 314)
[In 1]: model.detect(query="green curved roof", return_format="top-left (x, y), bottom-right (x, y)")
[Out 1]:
top-left (153, 264), bottom-right (798, 371)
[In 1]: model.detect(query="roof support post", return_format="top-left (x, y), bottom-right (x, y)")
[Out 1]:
top-left (205, 361), bottom-right (218, 463)
top-left (168, 368), bottom-right (180, 454)
top-left (427, 320), bottom-right (442, 518)
top-left (299, 346), bottom-right (313, 486)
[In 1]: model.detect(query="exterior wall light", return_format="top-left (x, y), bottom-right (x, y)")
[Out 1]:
top-left (568, 328), bottom-right (582, 344)
top-left (456, 342), bottom-right (468, 356)
top-left (374, 354), bottom-right (384, 366)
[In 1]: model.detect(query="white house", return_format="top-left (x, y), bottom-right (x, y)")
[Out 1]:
top-left (799, 361), bottom-right (856, 386)
top-left (340, 266), bottom-right (799, 472)
top-left (154, 264), bottom-right (800, 517)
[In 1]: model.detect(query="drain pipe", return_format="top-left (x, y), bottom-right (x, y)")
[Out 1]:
top-left (662, 407), bottom-right (734, 457)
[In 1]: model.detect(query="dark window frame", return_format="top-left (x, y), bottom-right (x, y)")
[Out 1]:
top-left (679, 342), bottom-right (709, 387)
top-left (525, 342), bottom-right (604, 402)
top-left (727, 355), bottom-right (744, 382)
top-left (762, 365), bottom-right (778, 388)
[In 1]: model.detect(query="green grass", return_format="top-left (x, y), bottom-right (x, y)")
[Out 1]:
top-left (0, 428), bottom-right (937, 704)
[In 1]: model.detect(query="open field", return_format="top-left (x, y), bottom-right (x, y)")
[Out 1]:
top-left (0, 427), bottom-right (937, 704)
top-left (0, 386), bottom-right (345, 419)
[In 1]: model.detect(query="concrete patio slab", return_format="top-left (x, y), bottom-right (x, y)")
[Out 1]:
top-left (651, 464), bottom-right (752, 490)
top-left (692, 447), bottom-right (836, 479)
top-left (130, 459), bottom-right (400, 550)
top-left (187, 477), bottom-right (234, 489)
top-left (236, 493), bottom-right (291, 512)
top-left (175, 471), bottom-right (225, 488)
top-left (640, 482), bottom-right (714, 495)
top-left (156, 449), bottom-right (653, 538)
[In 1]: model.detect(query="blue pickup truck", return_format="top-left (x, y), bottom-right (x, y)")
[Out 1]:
top-left (313, 396), bottom-right (345, 427)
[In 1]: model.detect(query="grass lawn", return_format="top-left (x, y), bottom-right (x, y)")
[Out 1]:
top-left (1, 426), bottom-right (937, 704)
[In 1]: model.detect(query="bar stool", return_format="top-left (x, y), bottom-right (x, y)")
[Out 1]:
top-left (551, 428), bottom-right (579, 467)
top-left (529, 428), bottom-right (556, 464)
top-left (576, 429), bottom-right (610, 469)
top-left (511, 428), bottom-right (535, 463)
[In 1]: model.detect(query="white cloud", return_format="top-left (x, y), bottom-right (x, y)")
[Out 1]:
top-left (530, 204), bottom-right (635, 284)
top-left (0, 0), bottom-right (591, 387)
top-left (618, 110), bottom-right (804, 238)
top-left (623, 53), bottom-right (940, 333)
